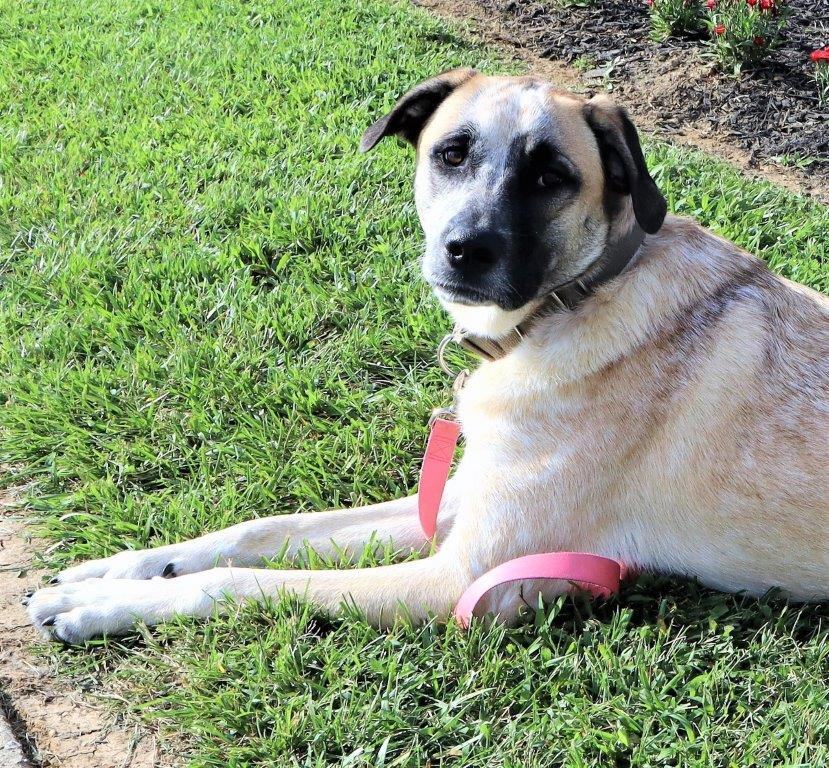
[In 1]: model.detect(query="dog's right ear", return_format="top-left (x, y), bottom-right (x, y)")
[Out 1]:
top-left (360, 68), bottom-right (478, 153)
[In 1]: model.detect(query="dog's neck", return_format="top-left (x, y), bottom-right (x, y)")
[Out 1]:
top-left (454, 223), bottom-right (647, 362)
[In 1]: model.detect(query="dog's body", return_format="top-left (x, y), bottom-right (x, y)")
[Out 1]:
top-left (29, 72), bottom-right (828, 643)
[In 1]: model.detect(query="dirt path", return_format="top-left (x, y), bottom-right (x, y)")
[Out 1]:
top-left (0, 488), bottom-right (160, 768)
top-left (416, 0), bottom-right (829, 205)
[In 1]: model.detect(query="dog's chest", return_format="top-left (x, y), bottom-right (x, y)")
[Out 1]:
top-left (455, 358), bottom-right (611, 477)
top-left (448, 356), bottom-right (637, 556)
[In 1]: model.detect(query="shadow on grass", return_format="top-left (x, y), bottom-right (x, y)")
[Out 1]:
top-left (533, 571), bottom-right (829, 650)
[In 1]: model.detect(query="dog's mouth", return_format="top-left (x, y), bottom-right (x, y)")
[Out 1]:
top-left (432, 281), bottom-right (499, 306)
top-left (432, 282), bottom-right (533, 313)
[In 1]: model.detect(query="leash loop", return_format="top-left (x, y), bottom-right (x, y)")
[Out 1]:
top-left (452, 553), bottom-right (622, 628)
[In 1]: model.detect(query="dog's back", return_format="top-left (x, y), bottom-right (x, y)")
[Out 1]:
top-left (611, 216), bottom-right (828, 597)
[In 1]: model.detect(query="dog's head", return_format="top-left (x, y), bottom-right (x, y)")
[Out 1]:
top-left (361, 70), bottom-right (666, 337)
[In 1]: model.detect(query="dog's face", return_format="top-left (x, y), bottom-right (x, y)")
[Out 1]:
top-left (361, 70), bottom-right (666, 337)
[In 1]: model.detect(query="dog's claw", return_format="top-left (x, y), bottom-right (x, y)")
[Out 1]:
top-left (162, 563), bottom-right (176, 578)
top-left (48, 576), bottom-right (59, 585)
top-left (42, 616), bottom-right (55, 627)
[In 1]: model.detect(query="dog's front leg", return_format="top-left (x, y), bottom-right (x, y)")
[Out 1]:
top-left (28, 553), bottom-right (469, 643)
top-left (53, 484), bottom-right (459, 584)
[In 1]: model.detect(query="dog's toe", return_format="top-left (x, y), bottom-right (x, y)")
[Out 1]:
top-left (26, 577), bottom-right (186, 643)
top-left (27, 581), bottom-right (108, 643)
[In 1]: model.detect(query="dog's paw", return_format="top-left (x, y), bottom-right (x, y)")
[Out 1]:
top-left (52, 547), bottom-right (186, 585)
top-left (27, 577), bottom-right (185, 643)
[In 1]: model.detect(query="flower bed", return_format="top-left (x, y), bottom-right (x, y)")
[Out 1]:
top-left (468, 0), bottom-right (828, 184)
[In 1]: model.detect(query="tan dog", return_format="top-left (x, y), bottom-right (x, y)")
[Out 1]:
top-left (28, 70), bottom-right (829, 643)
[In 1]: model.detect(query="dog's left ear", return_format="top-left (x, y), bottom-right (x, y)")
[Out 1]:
top-left (360, 68), bottom-right (478, 153)
top-left (583, 95), bottom-right (667, 234)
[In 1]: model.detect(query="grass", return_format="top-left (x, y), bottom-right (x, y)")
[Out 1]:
top-left (0, 0), bottom-right (828, 765)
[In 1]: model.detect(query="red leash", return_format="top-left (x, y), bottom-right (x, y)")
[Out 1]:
top-left (418, 416), bottom-right (624, 628)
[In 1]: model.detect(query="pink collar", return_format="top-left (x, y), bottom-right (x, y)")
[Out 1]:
top-left (419, 417), bottom-right (626, 628)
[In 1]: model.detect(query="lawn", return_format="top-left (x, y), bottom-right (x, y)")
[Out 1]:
top-left (1, 0), bottom-right (828, 765)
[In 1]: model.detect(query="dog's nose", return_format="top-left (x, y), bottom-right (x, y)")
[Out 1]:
top-left (444, 230), bottom-right (503, 270)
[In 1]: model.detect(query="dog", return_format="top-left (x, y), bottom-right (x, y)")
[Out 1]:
top-left (28, 70), bottom-right (829, 644)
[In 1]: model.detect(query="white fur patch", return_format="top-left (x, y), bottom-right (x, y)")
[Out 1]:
top-left (437, 294), bottom-right (541, 339)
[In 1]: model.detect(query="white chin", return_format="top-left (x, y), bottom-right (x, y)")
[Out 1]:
top-left (438, 295), bottom-right (540, 340)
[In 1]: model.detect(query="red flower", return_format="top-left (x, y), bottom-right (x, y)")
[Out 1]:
top-left (706, 0), bottom-right (716, 8)
top-left (714, 24), bottom-right (726, 35)
top-left (645, 0), bottom-right (653, 6)
top-left (746, 0), bottom-right (756, 5)
top-left (754, 36), bottom-right (766, 46)
top-left (759, 0), bottom-right (773, 9)
top-left (812, 49), bottom-right (829, 62)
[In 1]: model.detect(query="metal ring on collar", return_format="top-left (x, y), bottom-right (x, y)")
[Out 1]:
top-left (437, 331), bottom-right (463, 378)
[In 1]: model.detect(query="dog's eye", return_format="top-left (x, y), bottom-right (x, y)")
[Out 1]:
top-left (441, 147), bottom-right (467, 167)
top-left (538, 170), bottom-right (563, 188)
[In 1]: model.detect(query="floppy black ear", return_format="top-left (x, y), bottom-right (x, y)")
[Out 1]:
top-left (359, 68), bottom-right (478, 153)
top-left (583, 95), bottom-right (667, 234)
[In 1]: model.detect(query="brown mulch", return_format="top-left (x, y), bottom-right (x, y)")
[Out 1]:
top-left (444, 0), bottom-right (829, 189)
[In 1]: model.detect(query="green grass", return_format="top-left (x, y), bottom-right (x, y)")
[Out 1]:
top-left (1, 0), bottom-right (828, 765)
